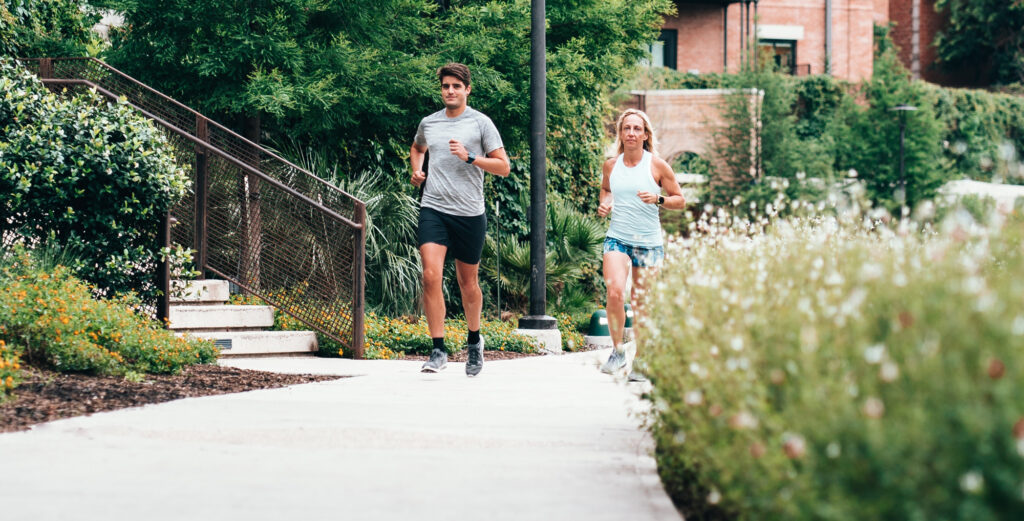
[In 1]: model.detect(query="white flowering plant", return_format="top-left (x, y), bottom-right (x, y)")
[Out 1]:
top-left (642, 199), bottom-right (1024, 520)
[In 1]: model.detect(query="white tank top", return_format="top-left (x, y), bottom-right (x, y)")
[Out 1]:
top-left (606, 151), bottom-right (663, 247)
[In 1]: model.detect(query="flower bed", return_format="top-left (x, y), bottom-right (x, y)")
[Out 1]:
top-left (643, 208), bottom-right (1024, 519)
top-left (0, 249), bottom-right (218, 400)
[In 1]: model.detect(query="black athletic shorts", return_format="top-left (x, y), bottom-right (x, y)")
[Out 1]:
top-left (417, 206), bottom-right (487, 265)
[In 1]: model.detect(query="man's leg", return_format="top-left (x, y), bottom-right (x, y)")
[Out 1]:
top-left (420, 242), bottom-right (449, 373)
top-left (420, 243), bottom-right (448, 338)
top-left (455, 260), bottom-right (482, 332)
top-left (456, 259), bottom-right (485, 376)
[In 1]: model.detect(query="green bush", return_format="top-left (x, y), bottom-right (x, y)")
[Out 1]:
top-left (557, 312), bottom-right (587, 352)
top-left (1, 0), bottom-right (102, 58)
top-left (0, 338), bottom-right (22, 399)
top-left (0, 248), bottom-right (218, 376)
top-left (0, 59), bottom-right (191, 305)
top-left (313, 313), bottom-right (542, 359)
top-left (930, 85), bottom-right (1024, 185)
top-left (643, 209), bottom-right (1024, 520)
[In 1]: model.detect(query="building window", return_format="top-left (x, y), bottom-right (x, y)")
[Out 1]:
top-left (759, 39), bottom-right (796, 73)
top-left (644, 29), bottom-right (678, 69)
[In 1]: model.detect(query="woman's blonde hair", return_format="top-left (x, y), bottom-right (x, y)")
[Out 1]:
top-left (608, 108), bottom-right (659, 158)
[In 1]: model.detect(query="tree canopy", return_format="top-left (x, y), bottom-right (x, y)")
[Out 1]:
top-left (1, 0), bottom-right (102, 58)
top-left (104, 0), bottom-right (674, 231)
top-left (934, 0), bottom-right (1024, 86)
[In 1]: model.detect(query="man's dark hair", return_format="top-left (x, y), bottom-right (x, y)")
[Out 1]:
top-left (437, 63), bottom-right (471, 86)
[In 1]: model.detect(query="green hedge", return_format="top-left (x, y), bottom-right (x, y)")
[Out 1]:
top-left (0, 59), bottom-right (190, 305)
top-left (931, 84), bottom-right (1024, 183)
top-left (643, 210), bottom-right (1024, 520)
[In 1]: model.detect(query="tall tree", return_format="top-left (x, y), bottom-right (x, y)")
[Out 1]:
top-left (934, 0), bottom-right (1024, 85)
top-left (104, 0), bottom-right (673, 230)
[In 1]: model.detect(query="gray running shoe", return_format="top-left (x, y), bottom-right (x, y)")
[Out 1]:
top-left (628, 358), bottom-right (649, 382)
top-left (465, 336), bottom-right (484, 377)
top-left (627, 370), bottom-right (648, 383)
top-left (600, 349), bottom-right (628, 374)
top-left (421, 348), bottom-right (448, 373)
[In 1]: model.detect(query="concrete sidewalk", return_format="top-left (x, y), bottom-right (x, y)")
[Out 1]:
top-left (0, 349), bottom-right (681, 521)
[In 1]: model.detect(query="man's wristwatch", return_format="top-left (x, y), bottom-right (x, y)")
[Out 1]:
top-left (466, 152), bottom-right (476, 164)
top-left (656, 195), bottom-right (665, 205)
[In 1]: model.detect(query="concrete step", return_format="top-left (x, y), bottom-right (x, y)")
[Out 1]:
top-left (170, 279), bottom-right (230, 304)
top-left (168, 305), bottom-right (274, 331)
top-left (179, 330), bottom-right (317, 357)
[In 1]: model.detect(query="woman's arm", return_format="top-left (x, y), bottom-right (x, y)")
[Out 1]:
top-left (598, 158), bottom-right (616, 217)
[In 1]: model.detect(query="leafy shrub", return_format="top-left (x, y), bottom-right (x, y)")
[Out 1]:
top-left (481, 192), bottom-right (604, 315)
top-left (643, 208), bottom-right (1024, 520)
top-left (556, 312), bottom-right (586, 352)
top-left (230, 292), bottom-right (543, 359)
top-left (0, 248), bottom-right (218, 376)
top-left (304, 313), bottom-right (541, 359)
top-left (1, 0), bottom-right (102, 58)
top-left (0, 339), bottom-right (22, 399)
top-left (929, 85), bottom-right (1024, 185)
top-left (0, 59), bottom-right (191, 306)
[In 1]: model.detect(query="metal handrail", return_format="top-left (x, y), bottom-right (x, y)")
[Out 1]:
top-left (23, 58), bottom-right (367, 357)
top-left (27, 57), bottom-right (359, 206)
top-left (42, 79), bottom-right (362, 230)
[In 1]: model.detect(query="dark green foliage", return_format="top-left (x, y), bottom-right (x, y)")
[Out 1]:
top-left (934, 0), bottom-right (1024, 86)
top-left (929, 84), bottom-right (1024, 185)
top-left (0, 4), bottom-right (16, 57)
top-left (0, 59), bottom-right (189, 304)
top-left (831, 47), bottom-right (945, 210)
top-left (480, 192), bottom-right (604, 315)
top-left (1, 0), bottom-right (102, 58)
top-left (103, 0), bottom-right (673, 237)
top-left (707, 60), bottom-right (830, 215)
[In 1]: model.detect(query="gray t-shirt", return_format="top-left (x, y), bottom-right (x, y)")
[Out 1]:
top-left (414, 106), bottom-right (504, 216)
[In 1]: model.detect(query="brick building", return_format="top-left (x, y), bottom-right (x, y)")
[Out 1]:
top-left (655, 0), bottom-right (888, 82)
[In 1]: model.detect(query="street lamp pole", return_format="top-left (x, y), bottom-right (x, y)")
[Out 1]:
top-left (890, 104), bottom-right (917, 216)
top-left (518, 0), bottom-right (558, 338)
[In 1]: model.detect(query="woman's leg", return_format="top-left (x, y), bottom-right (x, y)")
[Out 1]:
top-left (603, 251), bottom-right (632, 349)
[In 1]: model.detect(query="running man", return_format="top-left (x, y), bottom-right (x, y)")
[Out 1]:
top-left (410, 63), bottom-right (510, 376)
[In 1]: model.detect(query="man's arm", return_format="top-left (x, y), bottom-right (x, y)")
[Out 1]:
top-left (410, 143), bottom-right (427, 187)
top-left (448, 140), bottom-right (510, 176)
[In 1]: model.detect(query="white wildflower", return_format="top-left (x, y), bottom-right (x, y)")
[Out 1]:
top-left (684, 390), bottom-right (704, 406)
top-left (730, 336), bottom-right (744, 352)
top-left (707, 488), bottom-right (721, 505)
top-left (863, 397), bottom-right (885, 419)
top-left (826, 442), bottom-right (841, 459)
top-left (864, 344), bottom-right (886, 364)
top-left (879, 362), bottom-right (900, 383)
top-left (959, 471), bottom-right (984, 494)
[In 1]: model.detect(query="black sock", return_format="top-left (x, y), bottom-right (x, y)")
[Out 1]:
top-left (467, 329), bottom-right (480, 345)
top-left (432, 337), bottom-right (445, 353)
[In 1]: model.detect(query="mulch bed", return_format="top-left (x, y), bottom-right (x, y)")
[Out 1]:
top-left (0, 364), bottom-right (340, 433)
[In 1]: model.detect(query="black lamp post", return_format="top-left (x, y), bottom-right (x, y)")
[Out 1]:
top-left (518, 0), bottom-right (557, 332)
top-left (890, 104), bottom-right (917, 215)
